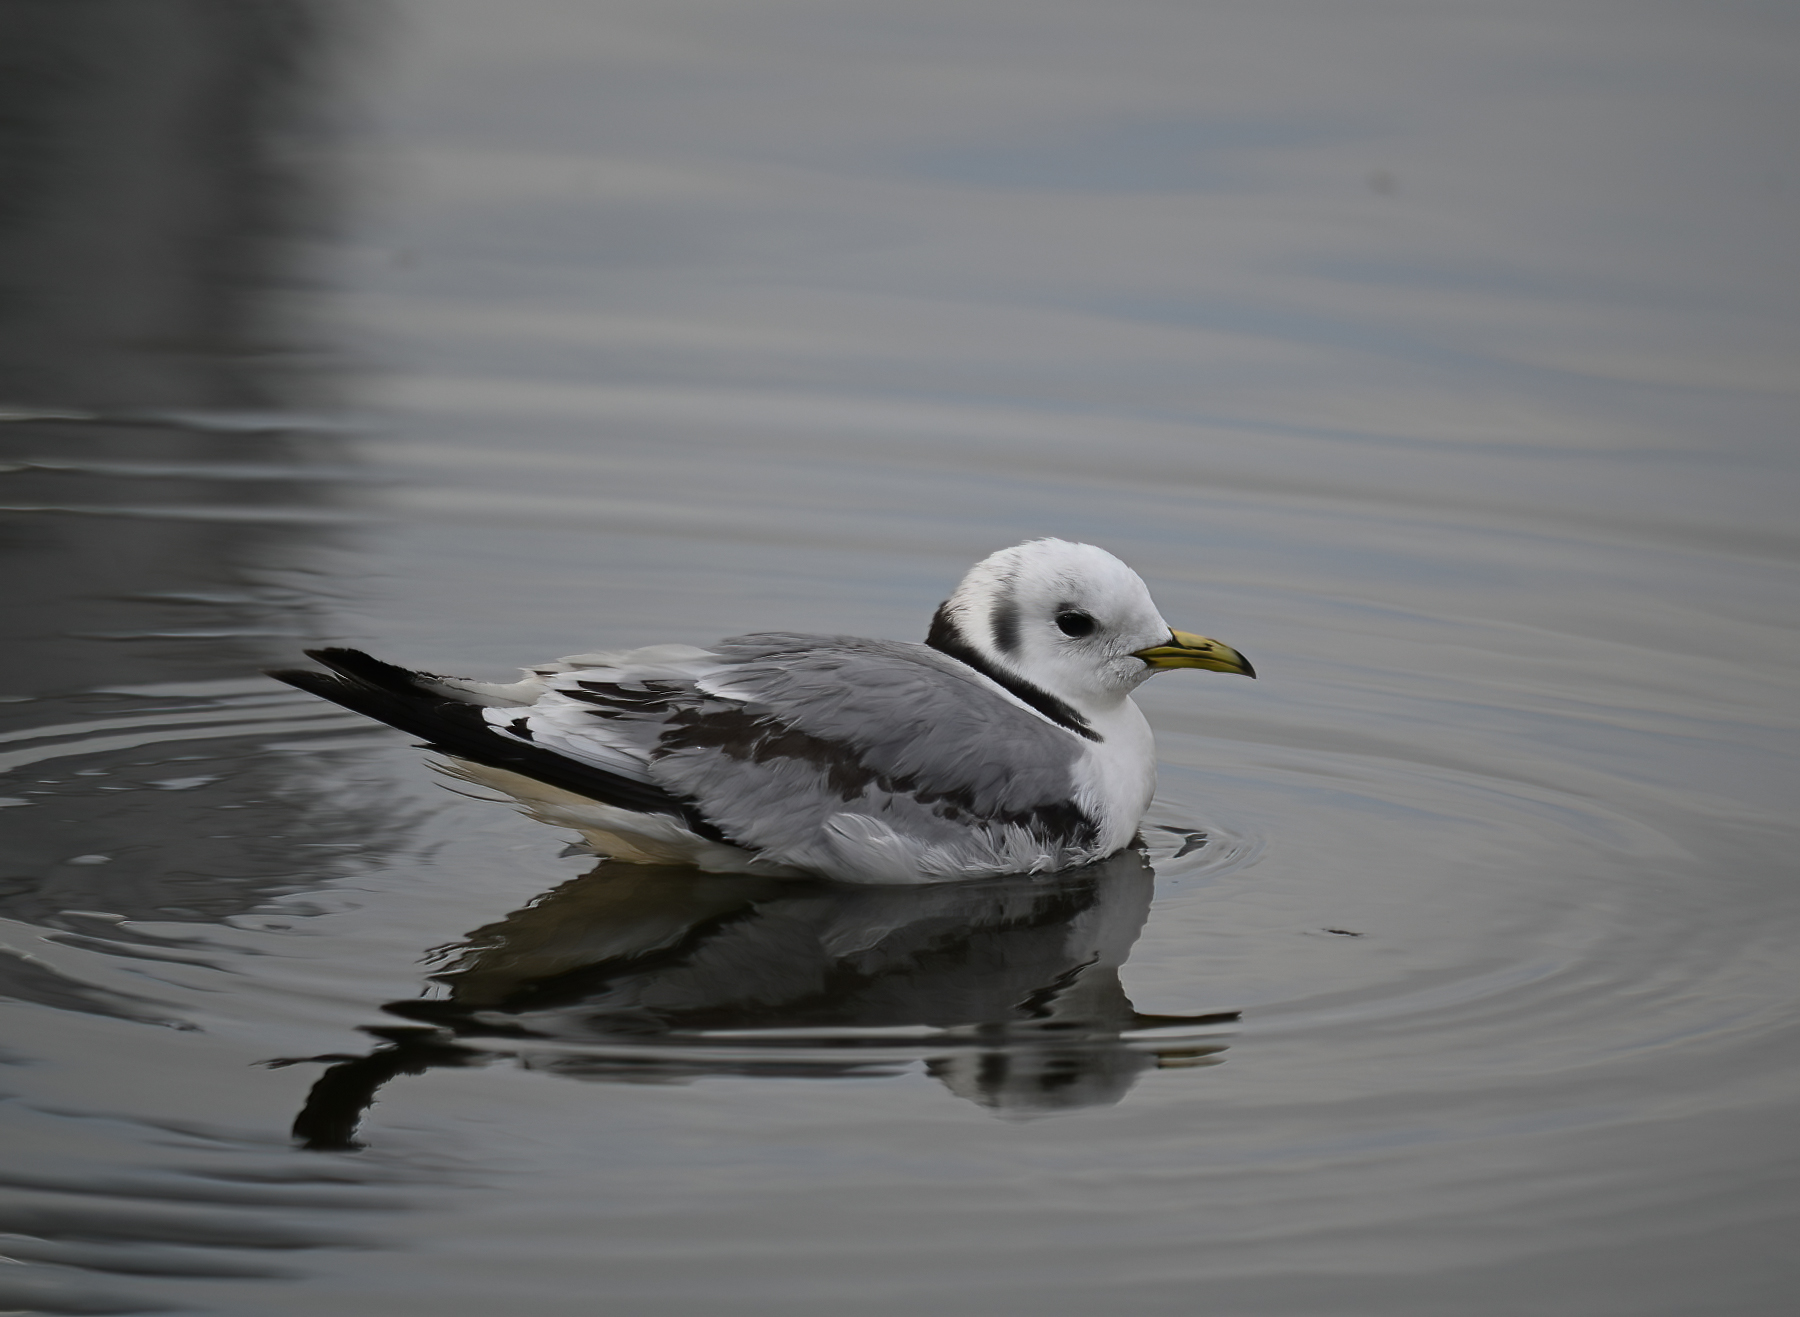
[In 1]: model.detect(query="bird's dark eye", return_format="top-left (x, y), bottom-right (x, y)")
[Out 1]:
top-left (1055, 610), bottom-right (1097, 638)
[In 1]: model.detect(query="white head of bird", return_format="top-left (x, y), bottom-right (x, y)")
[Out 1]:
top-left (926, 539), bottom-right (1253, 717)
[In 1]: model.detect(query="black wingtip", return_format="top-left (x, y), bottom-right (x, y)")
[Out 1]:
top-left (262, 651), bottom-right (731, 845)
top-left (265, 666), bottom-right (350, 698)
top-left (300, 647), bottom-right (439, 695)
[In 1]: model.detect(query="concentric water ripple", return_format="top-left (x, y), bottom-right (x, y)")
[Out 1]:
top-left (3, 3), bottom-right (1797, 1310)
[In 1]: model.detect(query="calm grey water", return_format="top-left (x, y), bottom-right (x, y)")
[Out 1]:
top-left (2, 2), bottom-right (1797, 1313)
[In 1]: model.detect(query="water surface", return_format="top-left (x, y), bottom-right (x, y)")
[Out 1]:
top-left (2, 2), bottom-right (1797, 1313)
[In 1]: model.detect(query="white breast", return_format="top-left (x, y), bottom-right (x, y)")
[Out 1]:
top-left (1070, 698), bottom-right (1159, 856)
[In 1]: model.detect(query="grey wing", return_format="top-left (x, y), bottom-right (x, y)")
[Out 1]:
top-left (651, 634), bottom-right (1102, 879)
top-left (485, 634), bottom-right (1101, 880)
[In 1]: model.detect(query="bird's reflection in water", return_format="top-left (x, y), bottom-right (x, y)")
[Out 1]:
top-left (289, 848), bottom-right (1236, 1150)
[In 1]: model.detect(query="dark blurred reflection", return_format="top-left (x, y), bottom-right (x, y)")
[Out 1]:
top-left (0, 15), bottom-right (427, 1308)
top-left (290, 851), bottom-right (1238, 1148)
top-left (0, 0), bottom-right (344, 412)
top-left (0, 0), bottom-right (363, 695)
top-left (0, 3), bottom-right (401, 978)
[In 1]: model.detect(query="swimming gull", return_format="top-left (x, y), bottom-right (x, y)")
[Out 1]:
top-left (269, 539), bottom-right (1253, 884)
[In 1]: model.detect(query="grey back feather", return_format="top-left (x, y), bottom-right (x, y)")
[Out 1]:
top-left (503, 633), bottom-right (1100, 877)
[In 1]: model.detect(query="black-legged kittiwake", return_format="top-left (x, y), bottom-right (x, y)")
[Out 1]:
top-left (269, 539), bottom-right (1254, 884)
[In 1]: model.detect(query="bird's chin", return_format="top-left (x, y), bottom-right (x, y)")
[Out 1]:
top-left (1106, 659), bottom-right (1161, 694)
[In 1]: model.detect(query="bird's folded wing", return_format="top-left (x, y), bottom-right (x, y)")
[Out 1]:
top-left (504, 633), bottom-right (1096, 859)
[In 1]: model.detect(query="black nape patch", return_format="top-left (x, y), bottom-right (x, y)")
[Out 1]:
top-left (924, 604), bottom-right (1101, 742)
top-left (924, 601), bottom-right (964, 654)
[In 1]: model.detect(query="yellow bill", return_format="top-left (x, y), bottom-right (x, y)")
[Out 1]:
top-left (1133, 629), bottom-right (1256, 677)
